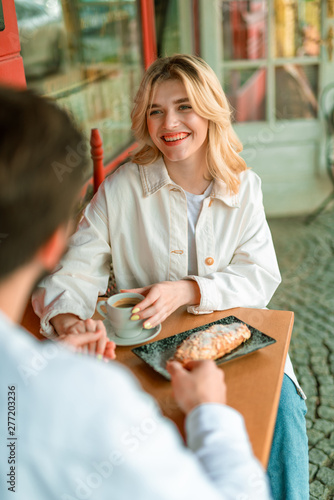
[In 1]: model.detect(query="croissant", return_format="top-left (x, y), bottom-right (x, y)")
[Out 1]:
top-left (173, 322), bottom-right (251, 364)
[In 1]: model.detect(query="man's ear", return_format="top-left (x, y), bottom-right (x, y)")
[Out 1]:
top-left (35, 224), bottom-right (70, 271)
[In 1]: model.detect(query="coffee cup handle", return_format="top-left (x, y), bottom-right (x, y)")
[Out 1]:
top-left (96, 300), bottom-right (107, 318)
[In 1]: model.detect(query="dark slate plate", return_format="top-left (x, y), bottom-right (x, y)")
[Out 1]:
top-left (132, 315), bottom-right (276, 380)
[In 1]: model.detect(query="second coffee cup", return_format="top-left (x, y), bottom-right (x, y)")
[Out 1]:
top-left (97, 292), bottom-right (145, 338)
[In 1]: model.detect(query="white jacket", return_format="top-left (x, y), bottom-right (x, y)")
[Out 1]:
top-left (33, 157), bottom-right (282, 335)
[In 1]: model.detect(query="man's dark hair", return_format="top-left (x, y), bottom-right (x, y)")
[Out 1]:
top-left (0, 86), bottom-right (88, 280)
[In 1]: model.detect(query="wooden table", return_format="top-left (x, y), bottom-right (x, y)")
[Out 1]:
top-left (21, 303), bottom-right (293, 468)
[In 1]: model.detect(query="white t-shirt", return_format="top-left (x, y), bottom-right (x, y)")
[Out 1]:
top-left (185, 182), bottom-right (213, 275)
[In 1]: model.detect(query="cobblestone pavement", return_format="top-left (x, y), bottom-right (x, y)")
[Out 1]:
top-left (267, 204), bottom-right (334, 500)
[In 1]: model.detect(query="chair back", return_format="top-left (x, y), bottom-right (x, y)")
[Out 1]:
top-left (90, 128), bottom-right (105, 193)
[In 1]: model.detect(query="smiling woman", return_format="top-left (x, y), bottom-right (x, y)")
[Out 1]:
top-left (34, 53), bottom-right (280, 348)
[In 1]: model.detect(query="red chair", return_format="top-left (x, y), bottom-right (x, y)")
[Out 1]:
top-left (90, 128), bottom-right (105, 194)
top-left (90, 128), bottom-right (117, 295)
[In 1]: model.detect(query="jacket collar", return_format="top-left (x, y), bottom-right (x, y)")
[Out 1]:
top-left (138, 157), bottom-right (240, 208)
top-left (210, 178), bottom-right (240, 208)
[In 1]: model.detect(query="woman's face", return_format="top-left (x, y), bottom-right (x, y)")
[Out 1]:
top-left (146, 79), bottom-right (209, 168)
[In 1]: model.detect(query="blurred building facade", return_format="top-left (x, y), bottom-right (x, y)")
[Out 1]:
top-left (1, 0), bottom-right (334, 216)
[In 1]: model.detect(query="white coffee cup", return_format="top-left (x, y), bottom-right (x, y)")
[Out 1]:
top-left (97, 292), bottom-right (144, 338)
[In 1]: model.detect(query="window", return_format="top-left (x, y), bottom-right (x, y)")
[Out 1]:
top-left (15, 0), bottom-right (143, 178)
top-left (155, 0), bottom-right (181, 56)
top-left (221, 0), bottom-right (320, 123)
top-left (154, 0), bottom-right (194, 57)
top-left (274, 0), bottom-right (320, 120)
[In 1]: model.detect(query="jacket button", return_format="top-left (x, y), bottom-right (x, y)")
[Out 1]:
top-left (205, 257), bottom-right (214, 266)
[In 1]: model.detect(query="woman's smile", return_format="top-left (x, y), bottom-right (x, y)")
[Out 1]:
top-left (161, 132), bottom-right (191, 145)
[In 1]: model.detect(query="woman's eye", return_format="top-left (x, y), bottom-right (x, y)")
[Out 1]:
top-left (179, 105), bottom-right (192, 111)
top-left (148, 109), bottom-right (161, 116)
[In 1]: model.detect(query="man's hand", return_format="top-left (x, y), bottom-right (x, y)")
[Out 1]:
top-left (121, 280), bottom-right (201, 329)
top-left (51, 314), bottom-right (115, 359)
top-left (166, 360), bottom-right (226, 415)
top-left (51, 313), bottom-right (82, 336)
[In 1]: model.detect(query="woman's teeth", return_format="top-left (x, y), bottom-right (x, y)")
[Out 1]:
top-left (163, 133), bottom-right (190, 142)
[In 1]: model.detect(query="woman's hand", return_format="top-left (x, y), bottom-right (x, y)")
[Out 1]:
top-left (51, 314), bottom-right (115, 359)
top-left (121, 280), bottom-right (201, 329)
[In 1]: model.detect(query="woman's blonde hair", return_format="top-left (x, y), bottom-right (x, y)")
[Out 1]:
top-left (131, 54), bottom-right (247, 194)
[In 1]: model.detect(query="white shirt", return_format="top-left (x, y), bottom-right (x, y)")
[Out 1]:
top-left (0, 311), bottom-right (271, 499)
top-left (32, 157), bottom-right (303, 396)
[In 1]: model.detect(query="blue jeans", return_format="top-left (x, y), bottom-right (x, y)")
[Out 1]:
top-left (267, 374), bottom-right (309, 500)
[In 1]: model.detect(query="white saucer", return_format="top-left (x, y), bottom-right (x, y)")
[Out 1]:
top-left (103, 319), bottom-right (162, 346)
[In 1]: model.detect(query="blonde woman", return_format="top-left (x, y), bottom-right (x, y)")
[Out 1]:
top-left (34, 55), bottom-right (308, 499)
